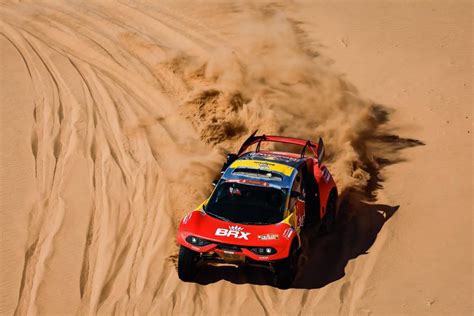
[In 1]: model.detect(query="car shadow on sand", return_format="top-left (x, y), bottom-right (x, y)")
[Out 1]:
top-left (192, 125), bottom-right (424, 289)
top-left (193, 198), bottom-right (399, 289)
top-left (293, 200), bottom-right (399, 289)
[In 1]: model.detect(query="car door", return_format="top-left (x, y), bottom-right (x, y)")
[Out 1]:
top-left (292, 169), bottom-right (305, 228)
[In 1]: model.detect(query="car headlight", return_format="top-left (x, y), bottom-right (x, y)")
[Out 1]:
top-left (250, 247), bottom-right (277, 255)
top-left (185, 235), bottom-right (212, 247)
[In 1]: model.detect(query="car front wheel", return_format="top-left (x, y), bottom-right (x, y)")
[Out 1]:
top-left (178, 246), bottom-right (199, 281)
top-left (273, 245), bottom-right (298, 289)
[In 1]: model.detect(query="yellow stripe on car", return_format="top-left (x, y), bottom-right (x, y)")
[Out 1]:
top-left (196, 198), bottom-right (209, 211)
top-left (230, 160), bottom-right (295, 177)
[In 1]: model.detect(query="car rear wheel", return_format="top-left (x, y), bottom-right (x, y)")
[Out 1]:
top-left (273, 244), bottom-right (299, 289)
top-left (323, 192), bottom-right (337, 233)
top-left (178, 246), bottom-right (199, 281)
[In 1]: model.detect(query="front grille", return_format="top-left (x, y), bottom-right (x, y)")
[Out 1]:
top-left (216, 243), bottom-right (242, 252)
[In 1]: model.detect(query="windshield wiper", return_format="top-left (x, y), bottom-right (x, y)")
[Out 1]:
top-left (239, 221), bottom-right (267, 225)
top-left (207, 212), bottom-right (231, 222)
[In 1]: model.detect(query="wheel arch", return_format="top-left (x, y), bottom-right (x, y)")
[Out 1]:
top-left (319, 182), bottom-right (338, 219)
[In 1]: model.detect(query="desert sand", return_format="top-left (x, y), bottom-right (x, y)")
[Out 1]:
top-left (0, 1), bottom-right (472, 315)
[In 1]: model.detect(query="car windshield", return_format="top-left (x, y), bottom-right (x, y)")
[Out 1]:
top-left (205, 182), bottom-right (287, 225)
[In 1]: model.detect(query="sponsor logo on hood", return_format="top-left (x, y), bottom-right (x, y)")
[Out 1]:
top-left (215, 225), bottom-right (250, 240)
top-left (258, 233), bottom-right (279, 240)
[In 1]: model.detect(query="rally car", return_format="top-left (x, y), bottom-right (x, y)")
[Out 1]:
top-left (176, 131), bottom-right (338, 288)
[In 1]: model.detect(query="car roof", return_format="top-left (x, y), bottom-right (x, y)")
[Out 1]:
top-left (221, 151), bottom-right (307, 189)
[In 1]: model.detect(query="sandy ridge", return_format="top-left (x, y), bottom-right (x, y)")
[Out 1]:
top-left (1, 1), bottom-right (471, 315)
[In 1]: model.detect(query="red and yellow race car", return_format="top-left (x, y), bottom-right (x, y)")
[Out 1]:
top-left (176, 131), bottom-right (338, 288)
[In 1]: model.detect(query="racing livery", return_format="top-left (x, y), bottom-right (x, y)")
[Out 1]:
top-left (176, 131), bottom-right (338, 288)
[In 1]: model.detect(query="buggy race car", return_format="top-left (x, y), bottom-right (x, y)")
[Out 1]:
top-left (176, 131), bottom-right (338, 288)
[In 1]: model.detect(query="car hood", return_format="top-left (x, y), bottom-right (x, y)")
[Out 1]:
top-left (177, 210), bottom-right (295, 247)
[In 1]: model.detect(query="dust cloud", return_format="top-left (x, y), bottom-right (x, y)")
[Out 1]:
top-left (0, 1), bottom-right (418, 315)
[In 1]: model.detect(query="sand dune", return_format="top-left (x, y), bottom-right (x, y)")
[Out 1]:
top-left (0, 1), bottom-right (471, 315)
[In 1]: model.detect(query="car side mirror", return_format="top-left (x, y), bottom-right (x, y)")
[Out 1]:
top-left (227, 153), bottom-right (237, 164)
top-left (221, 153), bottom-right (238, 173)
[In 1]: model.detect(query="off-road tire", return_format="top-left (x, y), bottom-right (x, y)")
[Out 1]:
top-left (273, 245), bottom-right (299, 289)
top-left (323, 192), bottom-right (337, 233)
top-left (178, 246), bottom-right (199, 281)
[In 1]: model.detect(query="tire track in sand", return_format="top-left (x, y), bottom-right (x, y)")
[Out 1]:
top-left (1, 2), bottom-right (397, 315)
top-left (0, 25), bottom-right (80, 316)
top-left (1, 2), bottom-right (223, 314)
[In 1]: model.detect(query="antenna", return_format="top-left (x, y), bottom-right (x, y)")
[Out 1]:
top-left (300, 140), bottom-right (311, 158)
top-left (256, 140), bottom-right (261, 152)
top-left (256, 135), bottom-right (265, 152)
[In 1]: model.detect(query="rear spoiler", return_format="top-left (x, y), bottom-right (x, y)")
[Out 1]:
top-left (237, 130), bottom-right (325, 166)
